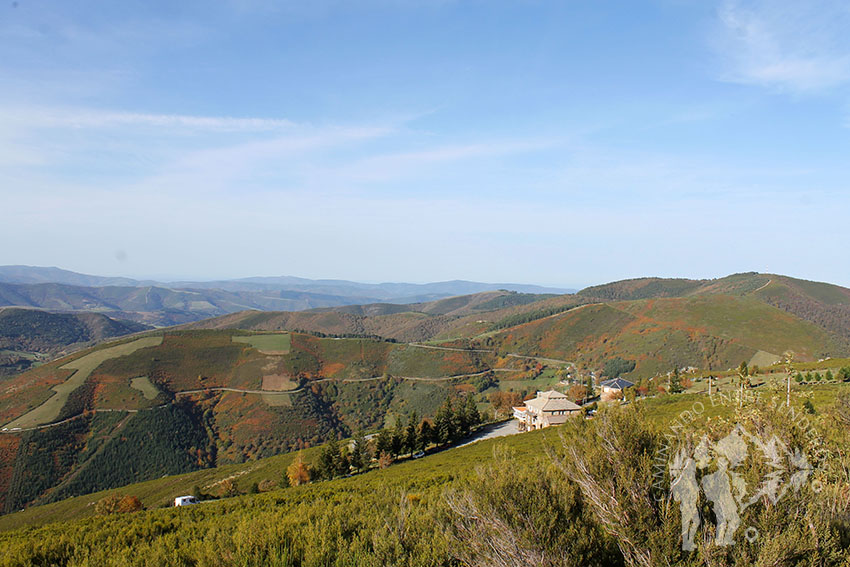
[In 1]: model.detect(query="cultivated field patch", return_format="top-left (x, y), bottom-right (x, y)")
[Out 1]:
top-left (748, 349), bottom-right (781, 368)
top-left (3, 336), bottom-right (162, 429)
top-left (232, 333), bottom-right (291, 355)
top-left (129, 376), bottom-right (160, 400)
top-left (261, 392), bottom-right (292, 407)
top-left (261, 374), bottom-right (297, 391)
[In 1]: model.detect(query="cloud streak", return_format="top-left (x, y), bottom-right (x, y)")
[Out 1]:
top-left (713, 0), bottom-right (850, 92)
top-left (2, 106), bottom-right (299, 132)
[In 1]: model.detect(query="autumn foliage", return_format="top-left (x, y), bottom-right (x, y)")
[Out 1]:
top-left (286, 452), bottom-right (311, 486)
top-left (95, 493), bottom-right (143, 515)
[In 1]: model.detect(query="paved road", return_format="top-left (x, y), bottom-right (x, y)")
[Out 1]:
top-left (457, 420), bottom-right (520, 447)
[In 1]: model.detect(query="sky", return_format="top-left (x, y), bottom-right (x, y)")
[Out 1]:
top-left (2, 0), bottom-right (850, 289)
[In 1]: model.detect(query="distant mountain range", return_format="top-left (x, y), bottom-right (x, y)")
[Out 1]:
top-left (0, 266), bottom-right (574, 326)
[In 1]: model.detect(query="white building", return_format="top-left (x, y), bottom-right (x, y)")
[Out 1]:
top-left (513, 390), bottom-right (581, 431)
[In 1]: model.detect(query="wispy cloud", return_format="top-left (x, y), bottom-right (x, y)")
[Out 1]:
top-left (335, 139), bottom-right (556, 183)
top-left (0, 103), bottom-right (557, 202)
top-left (713, 0), bottom-right (850, 92)
top-left (1, 106), bottom-right (298, 132)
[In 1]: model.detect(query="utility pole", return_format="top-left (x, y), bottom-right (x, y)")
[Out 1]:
top-left (784, 352), bottom-right (794, 408)
top-left (737, 366), bottom-right (745, 408)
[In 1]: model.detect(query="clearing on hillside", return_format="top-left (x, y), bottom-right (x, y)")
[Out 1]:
top-left (748, 350), bottom-right (782, 368)
top-left (232, 333), bottom-right (291, 354)
top-left (3, 336), bottom-right (163, 429)
top-left (261, 392), bottom-right (292, 407)
top-left (129, 376), bottom-right (160, 400)
top-left (261, 374), bottom-right (297, 391)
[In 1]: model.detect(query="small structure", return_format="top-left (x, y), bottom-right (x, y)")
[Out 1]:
top-left (174, 495), bottom-right (199, 507)
top-left (600, 377), bottom-right (635, 401)
top-left (513, 390), bottom-right (581, 431)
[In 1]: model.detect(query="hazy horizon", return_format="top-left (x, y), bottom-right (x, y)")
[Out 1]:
top-left (4, 263), bottom-right (848, 293)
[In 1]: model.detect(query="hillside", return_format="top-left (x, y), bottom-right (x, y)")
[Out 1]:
top-left (485, 294), bottom-right (846, 379)
top-left (1, 384), bottom-right (849, 566)
top-left (579, 273), bottom-right (850, 349)
top-left (184, 291), bottom-right (585, 342)
top-left (0, 309), bottom-right (149, 377)
top-left (0, 328), bottom-right (517, 513)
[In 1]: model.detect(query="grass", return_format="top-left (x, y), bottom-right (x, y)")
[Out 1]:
top-left (3, 337), bottom-right (162, 429)
top-left (0, 422), bottom-right (553, 533)
top-left (386, 344), bottom-right (488, 378)
top-left (232, 333), bottom-right (291, 354)
top-left (748, 349), bottom-right (781, 367)
top-left (129, 377), bottom-right (160, 400)
top-left (261, 393), bottom-right (293, 407)
top-left (2, 378), bottom-right (848, 536)
top-left (639, 381), bottom-right (850, 429)
top-left (497, 373), bottom-right (561, 393)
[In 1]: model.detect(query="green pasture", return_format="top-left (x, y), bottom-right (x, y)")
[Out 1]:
top-left (3, 336), bottom-right (162, 429)
top-left (232, 333), bottom-right (291, 354)
top-left (129, 377), bottom-right (160, 400)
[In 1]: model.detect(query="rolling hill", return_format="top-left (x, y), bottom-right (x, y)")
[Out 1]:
top-left (0, 308), bottom-right (149, 377)
top-left (183, 290), bottom-right (578, 342)
top-left (485, 294), bottom-right (845, 378)
top-left (0, 328), bottom-right (507, 513)
top-left (579, 272), bottom-right (850, 346)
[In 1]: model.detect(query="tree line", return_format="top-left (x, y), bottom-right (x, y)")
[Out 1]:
top-left (303, 395), bottom-right (482, 482)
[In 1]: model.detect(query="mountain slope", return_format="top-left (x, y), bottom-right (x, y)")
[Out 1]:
top-left (0, 309), bottom-right (149, 376)
top-left (487, 294), bottom-right (845, 378)
top-left (579, 272), bottom-right (850, 348)
top-left (0, 328), bottom-right (499, 512)
top-left (183, 291), bottom-right (578, 342)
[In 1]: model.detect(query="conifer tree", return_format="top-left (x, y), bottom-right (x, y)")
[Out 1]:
top-left (404, 412), bottom-right (419, 455)
top-left (418, 420), bottom-right (433, 451)
top-left (349, 432), bottom-right (366, 472)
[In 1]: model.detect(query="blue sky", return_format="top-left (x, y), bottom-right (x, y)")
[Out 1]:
top-left (2, 0), bottom-right (850, 288)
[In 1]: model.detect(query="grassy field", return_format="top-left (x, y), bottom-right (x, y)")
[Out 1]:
top-left (232, 333), bottom-right (291, 354)
top-left (129, 376), bottom-right (160, 400)
top-left (1, 379), bottom-right (848, 562)
top-left (497, 372), bottom-right (561, 393)
top-left (3, 336), bottom-right (162, 429)
top-left (639, 380), bottom-right (850, 427)
top-left (0, 422), bottom-right (553, 533)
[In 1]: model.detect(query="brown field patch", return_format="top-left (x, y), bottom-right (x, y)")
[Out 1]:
top-left (261, 374), bottom-right (297, 391)
top-left (322, 362), bottom-right (345, 377)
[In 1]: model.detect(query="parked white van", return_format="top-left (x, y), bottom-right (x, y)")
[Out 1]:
top-left (174, 495), bottom-right (199, 506)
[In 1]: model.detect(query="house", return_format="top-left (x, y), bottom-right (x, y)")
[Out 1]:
top-left (599, 377), bottom-right (635, 401)
top-left (513, 390), bottom-right (581, 431)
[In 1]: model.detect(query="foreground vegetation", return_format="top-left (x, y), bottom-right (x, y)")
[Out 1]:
top-left (3, 382), bottom-right (850, 566)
